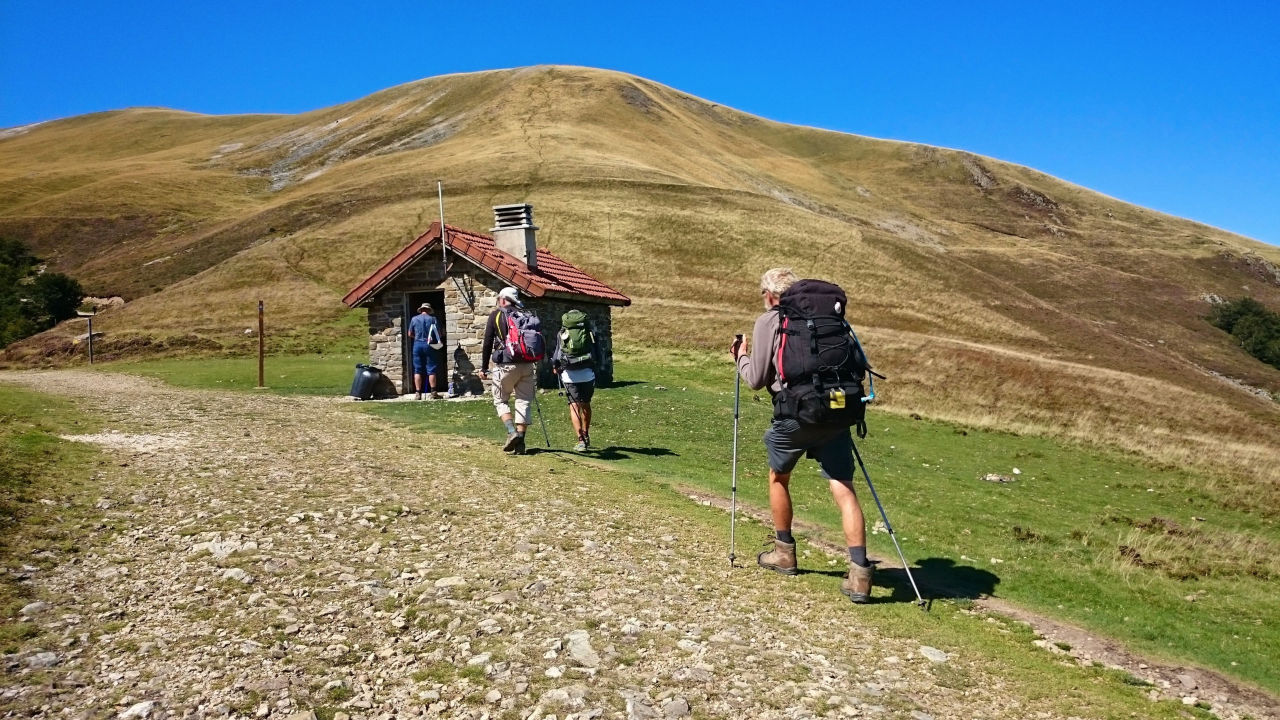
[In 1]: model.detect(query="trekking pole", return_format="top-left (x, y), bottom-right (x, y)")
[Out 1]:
top-left (850, 440), bottom-right (927, 610)
top-left (532, 386), bottom-right (551, 448)
top-left (729, 334), bottom-right (743, 567)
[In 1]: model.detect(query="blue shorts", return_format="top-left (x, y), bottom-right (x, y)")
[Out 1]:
top-left (412, 343), bottom-right (439, 375)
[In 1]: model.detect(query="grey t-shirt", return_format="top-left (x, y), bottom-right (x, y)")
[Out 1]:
top-left (736, 309), bottom-right (782, 394)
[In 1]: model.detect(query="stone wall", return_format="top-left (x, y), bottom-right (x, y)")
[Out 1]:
top-left (363, 255), bottom-right (616, 394)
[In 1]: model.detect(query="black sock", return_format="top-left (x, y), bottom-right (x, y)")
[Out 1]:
top-left (775, 529), bottom-right (794, 544)
top-left (516, 430), bottom-right (525, 438)
top-left (849, 546), bottom-right (869, 568)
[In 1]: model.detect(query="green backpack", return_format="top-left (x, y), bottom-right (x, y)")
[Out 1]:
top-left (560, 310), bottom-right (594, 366)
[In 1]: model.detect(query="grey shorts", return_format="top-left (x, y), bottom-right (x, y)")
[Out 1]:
top-left (763, 419), bottom-right (855, 481)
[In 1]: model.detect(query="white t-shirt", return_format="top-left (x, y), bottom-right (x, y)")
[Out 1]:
top-left (560, 365), bottom-right (596, 385)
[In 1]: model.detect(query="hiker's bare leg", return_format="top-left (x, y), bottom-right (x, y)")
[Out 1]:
top-left (428, 374), bottom-right (438, 391)
top-left (769, 470), bottom-right (793, 533)
top-left (581, 404), bottom-right (592, 434)
top-left (498, 411), bottom-right (529, 433)
top-left (829, 479), bottom-right (867, 547)
top-left (568, 403), bottom-right (583, 437)
top-left (414, 373), bottom-right (424, 393)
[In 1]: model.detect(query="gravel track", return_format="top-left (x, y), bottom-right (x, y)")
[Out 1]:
top-left (0, 372), bottom-right (1160, 719)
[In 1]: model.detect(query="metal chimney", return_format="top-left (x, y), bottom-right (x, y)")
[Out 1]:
top-left (491, 203), bottom-right (538, 270)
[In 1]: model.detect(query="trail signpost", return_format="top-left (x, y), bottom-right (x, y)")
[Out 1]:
top-left (257, 300), bottom-right (265, 388)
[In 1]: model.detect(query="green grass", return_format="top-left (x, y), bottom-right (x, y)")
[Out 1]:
top-left (0, 383), bottom-right (99, 650)
top-left (99, 353), bottom-right (362, 395)
top-left (93, 351), bottom-right (1280, 694)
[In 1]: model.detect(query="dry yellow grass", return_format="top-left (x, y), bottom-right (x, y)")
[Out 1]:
top-left (2, 65), bottom-right (1278, 506)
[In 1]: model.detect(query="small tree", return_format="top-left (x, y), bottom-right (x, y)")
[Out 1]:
top-left (1208, 297), bottom-right (1280, 372)
top-left (0, 238), bottom-right (85, 348)
top-left (31, 272), bottom-right (85, 325)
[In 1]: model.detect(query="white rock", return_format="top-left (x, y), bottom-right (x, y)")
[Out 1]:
top-left (485, 689), bottom-right (502, 703)
top-left (20, 601), bottom-right (50, 616)
top-left (434, 576), bottom-right (466, 588)
top-left (626, 698), bottom-right (659, 719)
top-left (1182, 697), bottom-right (1198, 706)
top-left (222, 568), bottom-right (255, 584)
top-left (911, 712), bottom-right (934, 720)
top-left (545, 665), bottom-right (564, 678)
top-left (26, 652), bottom-right (59, 668)
top-left (468, 652), bottom-right (491, 665)
top-left (119, 700), bottom-right (156, 718)
top-left (676, 639), bottom-right (701, 653)
top-left (566, 629), bottom-right (601, 668)
top-left (661, 697), bottom-right (691, 717)
top-left (919, 646), bottom-right (949, 663)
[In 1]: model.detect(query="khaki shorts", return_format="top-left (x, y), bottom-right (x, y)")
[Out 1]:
top-left (490, 363), bottom-right (536, 425)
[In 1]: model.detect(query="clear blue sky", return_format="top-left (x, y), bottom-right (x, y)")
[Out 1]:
top-left (2, 1), bottom-right (1277, 244)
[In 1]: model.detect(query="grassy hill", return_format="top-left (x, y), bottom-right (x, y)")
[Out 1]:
top-left (2, 65), bottom-right (1279, 506)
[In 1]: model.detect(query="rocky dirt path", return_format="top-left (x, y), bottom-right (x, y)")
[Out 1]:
top-left (0, 371), bottom-right (1208, 719)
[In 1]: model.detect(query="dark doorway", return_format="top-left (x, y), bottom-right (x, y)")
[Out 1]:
top-left (402, 291), bottom-right (447, 395)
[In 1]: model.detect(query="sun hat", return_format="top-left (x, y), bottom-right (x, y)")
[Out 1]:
top-left (497, 287), bottom-right (522, 307)
top-left (417, 303), bottom-right (433, 313)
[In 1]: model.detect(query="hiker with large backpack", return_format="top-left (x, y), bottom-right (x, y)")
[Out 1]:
top-left (480, 287), bottom-right (546, 455)
top-left (731, 268), bottom-right (877, 603)
top-left (551, 309), bottom-right (600, 451)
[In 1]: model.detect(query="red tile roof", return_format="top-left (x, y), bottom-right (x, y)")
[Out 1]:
top-left (342, 222), bottom-right (631, 308)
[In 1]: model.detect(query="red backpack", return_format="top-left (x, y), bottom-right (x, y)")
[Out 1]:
top-left (495, 308), bottom-right (545, 363)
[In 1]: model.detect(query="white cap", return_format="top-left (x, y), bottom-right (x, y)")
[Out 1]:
top-left (497, 287), bottom-right (522, 307)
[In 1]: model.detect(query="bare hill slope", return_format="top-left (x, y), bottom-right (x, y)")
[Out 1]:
top-left (2, 65), bottom-right (1278, 499)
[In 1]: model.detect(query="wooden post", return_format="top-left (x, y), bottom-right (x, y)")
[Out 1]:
top-left (257, 300), bottom-right (265, 388)
top-left (87, 315), bottom-right (94, 365)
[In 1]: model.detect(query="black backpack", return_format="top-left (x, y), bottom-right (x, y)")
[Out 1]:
top-left (773, 279), bottom-right (881, 436)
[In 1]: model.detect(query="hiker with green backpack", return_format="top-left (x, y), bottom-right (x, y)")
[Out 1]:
top-left (552, 309), bottom-right (600, 452)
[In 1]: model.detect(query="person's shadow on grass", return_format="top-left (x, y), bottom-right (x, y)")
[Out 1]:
top-left (524, 446), bottom-right (678, 460)
top-left (796, 556), bottom-right (1000, 606)
top-left (870, 557), bottom-right (1001, 605)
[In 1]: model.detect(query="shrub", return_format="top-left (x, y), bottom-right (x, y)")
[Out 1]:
top-left (0, 238), bottom-right (85, 348)
top-left (1208, 297), bottom-right (1280, 371)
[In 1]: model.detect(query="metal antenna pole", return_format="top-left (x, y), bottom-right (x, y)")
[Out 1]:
top-left (437, 181), bottom-right (448, 265)
top-left (850, 439), bottom-right (927, 609)
top-left (729, 334), bottom-right (743, 567)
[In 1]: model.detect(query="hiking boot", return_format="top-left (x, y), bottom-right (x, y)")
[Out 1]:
top-left (503, 432), bottom-right (522, 452)
top-left (582, 433), bottom-right (590, 449)
top-left (414, 392), bottom-right (422, 401)
top-left (428, 392), bottom-right (442, 400)
top-left (511, 434), bottom-right (527, 455)
top-left (573, 440), bottom-right (588, 452)
top-left (757, 538), bottom-right (799, 576)
top-left (841, 562), bottom-right (874, 604)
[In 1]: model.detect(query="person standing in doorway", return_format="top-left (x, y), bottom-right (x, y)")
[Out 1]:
top-left (480, 287), bottom-right (544, 455)
top-left (551, 309), bottom-right (599, 451)
top-left (407, 303), bottom-right (442, 400)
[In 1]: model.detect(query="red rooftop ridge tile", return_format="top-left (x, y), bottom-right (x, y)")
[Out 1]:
top-left (343, 222), bottom-right (630, 308)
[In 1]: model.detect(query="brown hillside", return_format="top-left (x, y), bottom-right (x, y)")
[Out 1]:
top-left (1, 65), bottom-right (1278, 502)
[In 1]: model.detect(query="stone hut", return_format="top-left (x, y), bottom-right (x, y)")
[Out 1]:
top-left (342, 204), bottom-right (630, 395)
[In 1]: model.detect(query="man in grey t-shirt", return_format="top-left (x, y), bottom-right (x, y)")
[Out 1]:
top-left (731, 267), bottom-right (874, 603)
